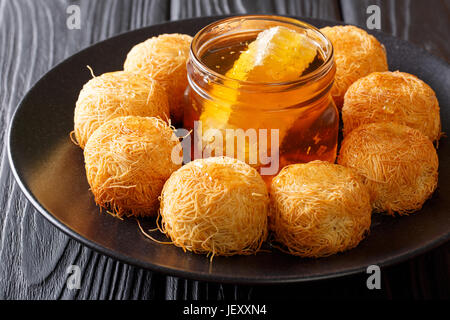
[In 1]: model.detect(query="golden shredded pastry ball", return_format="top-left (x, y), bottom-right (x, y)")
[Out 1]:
top-left (342, 71), bottom-right (441, 142)
top-left (74, 71), bottom-right (169, 149)
top-left (270, 161), bottom-right (372, 258)
top-left (338, 122), bottom-right (438, 215)
top-left (84, 116), bottom-right (182, 217)
top-left (159, 156), bottom-right (269, 257)
top-left (124, 33), bottom-right (193, 124)
top-left (320, 25), bottom-right (388, 109)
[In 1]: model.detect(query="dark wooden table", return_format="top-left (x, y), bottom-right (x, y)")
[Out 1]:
top-left (0, 0), bottom-right (448, 300)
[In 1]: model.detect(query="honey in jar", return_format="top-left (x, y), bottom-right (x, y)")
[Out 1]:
top-left (184, 15), bottom-right (338, 181)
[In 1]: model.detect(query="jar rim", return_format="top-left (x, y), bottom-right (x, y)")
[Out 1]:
top-left (189, 14), bottom-right (335, 87)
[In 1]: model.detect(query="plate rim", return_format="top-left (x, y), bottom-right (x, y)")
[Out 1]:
top-left (7, 15), bottom-right (450, 285)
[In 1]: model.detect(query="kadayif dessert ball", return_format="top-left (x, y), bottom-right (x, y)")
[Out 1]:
top-left (74, 71), bottom-right (169, 149)
top-left (159, 156), bottom-right (269, 257)
top-left (342, 71), bottom-right (441, 142)
top-left (84, 116), bottom-right (182, 217)
top-left (320, 25), bottom-right (388, 108)
top-left (124, 33), bottom-right (193, 124)
top-left (270, 161), bottom-right (372, 258)
top-left (338, 122), bottom-right (439, 215)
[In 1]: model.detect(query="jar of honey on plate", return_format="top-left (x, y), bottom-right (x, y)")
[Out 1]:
top-left (184, 15), bottom-right (338, 182)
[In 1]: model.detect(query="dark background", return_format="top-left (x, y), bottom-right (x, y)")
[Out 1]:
top-left (0, 0), bottom-right (449, 300)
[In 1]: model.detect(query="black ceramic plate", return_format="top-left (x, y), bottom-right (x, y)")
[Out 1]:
top-left (8, 16), bottom-right (450, 284)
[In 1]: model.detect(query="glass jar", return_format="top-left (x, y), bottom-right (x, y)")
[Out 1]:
top-left (184, 15), bottom-right (338, 181)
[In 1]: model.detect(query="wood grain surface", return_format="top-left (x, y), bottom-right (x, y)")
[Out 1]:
top-left (0, 0), bottom-right (448, 300)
